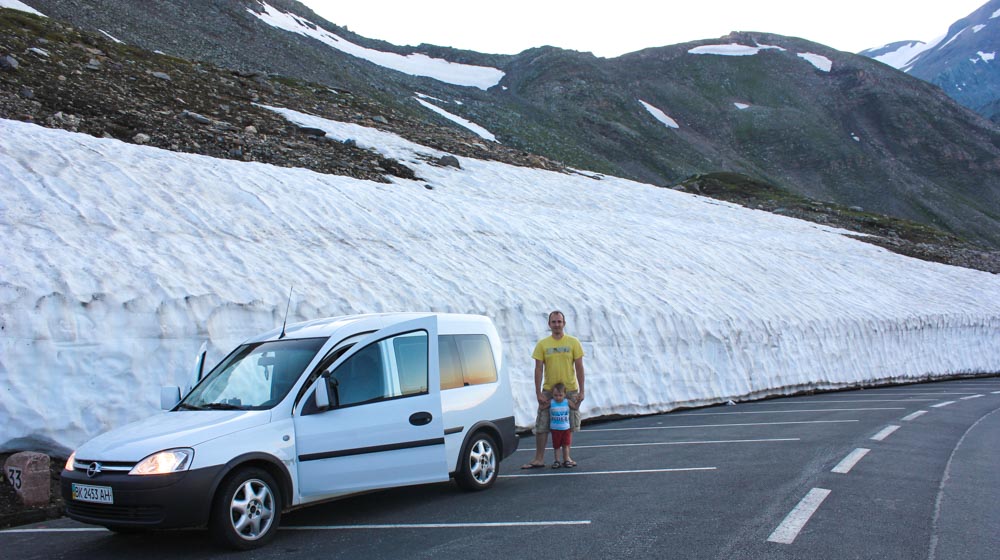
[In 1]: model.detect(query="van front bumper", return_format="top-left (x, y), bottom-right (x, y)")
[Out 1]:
top-left (60, 465), bottom-right (224, 529)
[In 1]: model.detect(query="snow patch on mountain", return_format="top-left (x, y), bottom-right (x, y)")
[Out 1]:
top-left (798, 52), bottom-right (832, 72)
top-left (0, 0), bottom-right (44, 16)
top-left (639, 100), bottom-right (679, 128)
top-left (249, 2), bottom-right (504, 90)
top-left (412, 97), bottom-right (497, 141)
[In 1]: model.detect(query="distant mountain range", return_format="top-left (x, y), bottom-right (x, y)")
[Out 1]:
top-left (9, 0), bottom-right (1000, 249)
top-left (860, 0), bottom-right (1000, 124)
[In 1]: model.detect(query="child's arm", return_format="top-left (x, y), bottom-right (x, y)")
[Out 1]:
top-left (568, 397), bottom-right (581, 410)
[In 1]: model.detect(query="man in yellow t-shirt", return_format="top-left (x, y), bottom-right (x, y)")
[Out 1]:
top-left (521, 310), bottom-right (586, 469)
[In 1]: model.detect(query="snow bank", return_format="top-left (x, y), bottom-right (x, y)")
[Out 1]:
top-left (414, 97), bottom-right (497, 141)
top-left (2, 116), bottom-right (1000, 454)
top-left (249, 3), bottom-right (504, 90)
top-left (797, 53), bottom-right (832, 72)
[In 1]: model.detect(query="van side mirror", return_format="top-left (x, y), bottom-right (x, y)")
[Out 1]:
top-left (160, 386), bottom-right (182, 410)
top-left (314, 375), bottom-right (339, 410)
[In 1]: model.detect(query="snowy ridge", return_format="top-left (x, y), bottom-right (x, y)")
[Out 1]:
top-left (3, 116), bottom-right (1000, 453)
top-left (249, 2), bottom-right (504, 90)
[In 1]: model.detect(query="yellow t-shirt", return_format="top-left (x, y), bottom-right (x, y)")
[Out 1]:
top-left (532, 335), bottom-right (584, 391)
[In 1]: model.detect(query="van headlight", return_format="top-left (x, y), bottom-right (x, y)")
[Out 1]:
top-left (129, 448), bottom-right (194, 475)
top-left (64, 451), bottom-right (76, 471)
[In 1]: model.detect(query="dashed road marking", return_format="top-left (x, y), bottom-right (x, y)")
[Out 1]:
top-left (871, 425), bottom-right (901, 441)
top-left (931, 401), bottom-right (956, 408)
top-left (502, 467), bottom-right (716, 478)
top-left (960, 395), bottom-right (983, 400)
top-left (768, 488), bottom-right (831, 544)
top-left (902, 410), bottom-right (928, 421)
top-left (832, 448), bottom-right (870, 473)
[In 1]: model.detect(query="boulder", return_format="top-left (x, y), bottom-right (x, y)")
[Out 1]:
top-left (4, 451), bottom-right (51, 507)
top-left (438, 155), bottom-right (461, 168)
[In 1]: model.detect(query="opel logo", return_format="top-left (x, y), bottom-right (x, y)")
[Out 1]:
top-left (86, 462), bottom-right (102, 478)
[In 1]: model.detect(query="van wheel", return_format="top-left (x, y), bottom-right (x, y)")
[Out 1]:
top-left (209, 468), bottom-right (282, 550)
top-left (455, 432), bottom-right (498, 491)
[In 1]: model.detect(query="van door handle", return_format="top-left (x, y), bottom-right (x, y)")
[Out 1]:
top-left (409, 412), bottom-right (433, 426)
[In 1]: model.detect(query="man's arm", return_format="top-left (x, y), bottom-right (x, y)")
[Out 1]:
top-left (534, 359), bottom-right (548, 405)
top-left (574, 357), bottom-right (585, 402)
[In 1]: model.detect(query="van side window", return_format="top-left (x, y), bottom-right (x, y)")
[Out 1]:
top-left (439, 334), bottom-right (498, 390)
top-left (439, 336), bottom-right (464, 390)
top-left (329, 331), bottom-right (429, 406)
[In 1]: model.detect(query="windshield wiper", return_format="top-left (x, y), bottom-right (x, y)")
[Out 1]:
top-left (177, 403), bottom-right (205, 411)
top-left (200, 402), bottom-right (245, 410)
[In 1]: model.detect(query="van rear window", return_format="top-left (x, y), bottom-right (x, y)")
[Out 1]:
top-left (439, 334), bottom-right (498, 390)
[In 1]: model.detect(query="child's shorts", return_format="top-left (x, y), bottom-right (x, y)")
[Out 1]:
top-left (551, 429), bottom-right (572, 449)
top-left (534, 390), bottom-right (581, 433)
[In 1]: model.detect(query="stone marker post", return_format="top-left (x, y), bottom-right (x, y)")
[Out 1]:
top-left (4, 451), bottom-right (52, 507)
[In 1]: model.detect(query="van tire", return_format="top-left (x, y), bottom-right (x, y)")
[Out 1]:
top-left (455, 432), bottom-right (498, 491)
top-left (209, 467), bottom-right (282, 550)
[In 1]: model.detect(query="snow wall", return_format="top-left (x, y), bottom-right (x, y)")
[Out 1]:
top-left (2, 117), bottom-right (1000, 455)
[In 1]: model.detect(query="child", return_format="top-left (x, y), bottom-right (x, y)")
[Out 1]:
top-left (549, 382), bottom-right (580, 468)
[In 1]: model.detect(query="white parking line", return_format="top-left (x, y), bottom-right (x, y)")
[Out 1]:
top-left (930, 401), bottom-right (956, 408)
top-left (0, 528), bottom-right (109, 534)
top-left (282, 521), bottom-right (593, 530)
top-left (831, 448), bottom-right (870, 474)
top-left (993, 391), bottom-right (1000, 395)
top-left (746, 399), bottom-right (936, 404)
top-left (871, 425), bottom-right (901, 441)
top-left (768, 488), bottom-right (831, 544)
top-left (959, 395), bottom-right (983, 400)
top-left (902, 410), bottom-right (928, 421)
top-left (570, 438), bottom-right (800, 450)
top-left (502, 467), bottom-right (717, 478)
top-left (683, 408), bottom-right (904, 416)
top-left (583, 420), bottom-right (858, 432)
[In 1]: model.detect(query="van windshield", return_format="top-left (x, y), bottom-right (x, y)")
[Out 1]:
top-left (180, 337), bottom-right (327, 410)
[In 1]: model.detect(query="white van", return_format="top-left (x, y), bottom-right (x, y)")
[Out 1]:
top-left (60, 313), bottom-right (518, 549)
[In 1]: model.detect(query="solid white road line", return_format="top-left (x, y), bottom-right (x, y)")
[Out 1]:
top-left (960, 395), bottom-right (983, 400)
top-left (871, 425), bottom-right (901, 441)
top-left (582, 420), bottom-right (859, 432)
top-left (570, 438), bottom-right (800, 450)
top-left (768, 488), bottom-right (832, 544)
top-left (281, 521), bottom-right (593, 530)
top-left (831, 448), bottom-right (870, 474)
top-left (902, 410), bottom-right (928, 421)
top-left (930, 401), bottom-right (956, 408)
top-left (501, 467), bottom-right (717, 478)
top-left (683, 408), bottom-right (904, 416)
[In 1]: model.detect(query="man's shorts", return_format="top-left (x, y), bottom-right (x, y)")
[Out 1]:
top-left (535, 390), bottom-right (581, 433)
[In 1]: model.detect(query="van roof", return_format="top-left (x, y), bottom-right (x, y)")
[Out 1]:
top-left (248, 312), bottom-right (493, 343)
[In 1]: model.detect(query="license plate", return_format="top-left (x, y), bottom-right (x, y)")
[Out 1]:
top-left (72, 483), bottom-right (114, 504)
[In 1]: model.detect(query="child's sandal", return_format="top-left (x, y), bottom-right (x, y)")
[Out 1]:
top-left (551, 461), bottom-right (562, 469)
top-left (562, 460), bottom-right (577, 468)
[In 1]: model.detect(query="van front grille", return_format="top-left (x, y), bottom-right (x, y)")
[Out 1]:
top-left (67, 501), bottom-right (164, 523)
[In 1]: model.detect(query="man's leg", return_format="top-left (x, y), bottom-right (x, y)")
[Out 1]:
top-left (521, 404), bottom-right (551, 468)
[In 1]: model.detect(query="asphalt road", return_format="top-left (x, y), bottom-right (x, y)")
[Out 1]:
top-left (3, 376), bottom-right (998, 559)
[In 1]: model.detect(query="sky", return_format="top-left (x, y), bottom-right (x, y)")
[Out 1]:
top-left (298, 0), bottom-right (989, 57)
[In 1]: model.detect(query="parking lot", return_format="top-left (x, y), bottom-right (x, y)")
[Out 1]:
top-left (3, 376), bottom-right (999, 559)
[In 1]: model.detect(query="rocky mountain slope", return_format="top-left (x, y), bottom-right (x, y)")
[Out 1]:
top-left (3, 8), bottom-right (998, 274)
top-left (5, 1), bottom-right (1000, 254)
top-left (861, 0), bottom-right (1000, 125)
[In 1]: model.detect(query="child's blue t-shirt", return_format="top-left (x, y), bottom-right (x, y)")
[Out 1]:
top-left (550, 399), bottom-right (570, 431)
